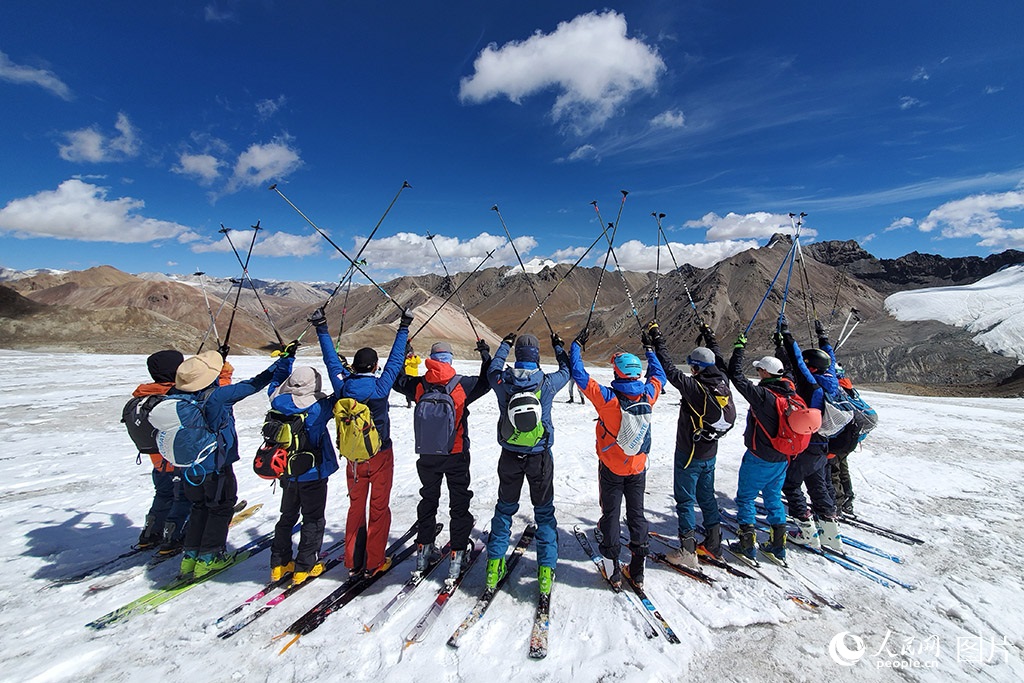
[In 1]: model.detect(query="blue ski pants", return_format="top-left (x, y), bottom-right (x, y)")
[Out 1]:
top-left (487, 449), bottom-right (557, 567)
top-left (673, 453), bottom-right (719, 536)
top-left (735, 450), bottom-right (788, 526)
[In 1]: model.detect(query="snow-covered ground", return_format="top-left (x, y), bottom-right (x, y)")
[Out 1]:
top-left (1, 350), bottom-right (1022, 682)
top-left (885, 264), bottom-right (1024, 362)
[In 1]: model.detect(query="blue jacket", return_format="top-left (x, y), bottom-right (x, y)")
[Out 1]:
top-left (781, 333), bottom-right (840, 453)
top-left (266, 356), bottom-right (340, 482)
top-left (169, 358), bottom-right (284, 473)
top-left (317, 324), bottom-right (408, 451)
top-left (487, 340), bottom-right (571, 454)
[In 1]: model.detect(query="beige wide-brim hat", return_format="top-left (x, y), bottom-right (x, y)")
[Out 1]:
top-left (176, 350), bottom-right (223, 392)
top-left (270, 366), bottom-right (328, 409)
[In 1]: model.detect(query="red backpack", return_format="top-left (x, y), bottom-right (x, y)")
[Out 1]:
top-left (753, 382), bottom-right (822, 457)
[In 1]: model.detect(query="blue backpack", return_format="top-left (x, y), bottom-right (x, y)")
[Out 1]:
top-left (413, 376), bottom-right (461, 455)
top-left (147, 390), bottom-right (219, 483)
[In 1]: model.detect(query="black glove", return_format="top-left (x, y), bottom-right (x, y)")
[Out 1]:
top-left (641, 330), bottom-right (652, 348)
top-left (645, 321), bottom-right (662, 343)
top-left (550, 332), bottom-right (564, 349)
top-left (399, 308), bottom-right (414, 329)
top-left (218, 344), bottom-right (230, 360)
top-left (734, 333), bottom-right (748, 350)
top-left (338, 354), bottom-right (351, 371)
top-left (502, 332), bottom-right (517, 347)
top-left (772, 331), bottom-right (784, 348)
top-left (778, 314), bottom-right (790, 335)
top-left (574, 327), bottom-right (590, 351)
top-left (476, 338), bottom-right (490, 355)
top-left (699, 322), bottom-right (716, 346)
top-left (280, 340), bottom-right (299, 359)
top-left (814, 319), bottom-right (825, 336)
top-left (308, 307), bottom-right (327, 328)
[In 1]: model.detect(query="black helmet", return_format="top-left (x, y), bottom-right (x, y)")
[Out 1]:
top-left (802, 348), bottom-right (831, 372)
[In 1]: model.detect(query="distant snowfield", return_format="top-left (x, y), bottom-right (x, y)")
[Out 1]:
top-left (1, 351), bottom-right (1022, 682)
top-left (885, 264), bottom-right (1024, 362)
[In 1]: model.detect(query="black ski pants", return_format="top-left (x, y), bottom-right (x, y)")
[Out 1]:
top-left (183, 466), bottom-right (238, 555)
top-left (415, 451), bottom-right (474, 551)
top-left (783, 446), bottom-right (836, 520)
top-left (597, 463), bottom-right (648, 561)
top-left (271, 477), bottom-right (329, 572)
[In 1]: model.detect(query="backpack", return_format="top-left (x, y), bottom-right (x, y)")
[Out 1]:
top-left (818, 390), bottom-right (856, 438)
top-left (753, 388), bottom-right (822, 457)
top-left (691, 378), bottom-right (736, 442)
top-left (334, 397), bottom-right (382, 463)
top-left (253, 410), bottom-right (319, 480)
top-left (147, 391), bottom-right (219, 480)
top-left (602, 391), bottom-right (652, 456)
top-left (121, 395), bottom-right (163, 455)
top-left (499, 389), bottom-right (545, 448)
top-left (414, 376), bottom-right (461, 455)
top-left (845, 387), bottom-right (878, 441)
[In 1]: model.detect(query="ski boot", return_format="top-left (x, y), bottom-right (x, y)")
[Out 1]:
top-left (194, 551), bottom-right (233, 579)
top-left (627, 547), bottom-right (647, 589)
top-left (729, 524), bottom-right (758, 562)
top-left (412, 542), bottom-right (440, 579)
top-left (665, 531), bottom-right (699, 570)
top-left (485, 556), bottom-right (507, 591)
top-left (445, 542), bottom-right (473, 589)
top-left (270, 561), bottom-right (295, 582)
top-left (292, 562), bottom-right (326, 585)
top-left (789, 516), bottom-right (821, 549)
top-left (179, 550), bottom-right (199, 577)
top-left (760, 524), bottom-right (788, 566)
top-left (601, 557), bottom-right (622, 589)
top-left (136, 514), bottom-right (161, 549)
top-left (699, 523), bottom-right (723, 560)
top-left (817, 518), bottom-right (845, 553)
top-left (538, 565), bottom-right (554, 595)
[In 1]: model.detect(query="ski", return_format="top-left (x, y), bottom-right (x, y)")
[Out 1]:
top-left (528, 588), bottom-right (550, 659)
top-left (47, 500), bottom-right (254, 589)
top-left (364, 539), bottom-right (452, 633)
top-left (645, 550), bottom-right (717, 586)
top-left (573, 525), bottom-right (658, 640)
top-left (87, 503), bottom-right (263, 593)
top-left (86, 523), bottom-right (282, 630)
top-left (649, 530), bottom-right (756, 580)
top-left (273, 522), bottom-right (424, 653)
top-left (402, 537), bottom-right (485, 649)
top-left (838, 535), bottom-right (904, 564)
top-left (621, 565), bottom-right (681, 644)
top-left (447, 524), bottom-right (536, 647)
top-left (839, 515), bottom-right (924, 545)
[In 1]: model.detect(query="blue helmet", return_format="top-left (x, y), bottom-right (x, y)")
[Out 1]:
top-left (611, 352), bottom-right (643, 379)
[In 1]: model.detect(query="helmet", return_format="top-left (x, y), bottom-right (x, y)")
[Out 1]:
top-left (610, 352), bottom-right (643, 379)
top-left (686, 347), bottom-right (715, 368)
top-left (788, 407), bottom-right (823, 435)
top-left (802, 348), bottom-right (831, 372)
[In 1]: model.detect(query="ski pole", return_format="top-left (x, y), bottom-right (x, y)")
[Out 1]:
top-left (838, 307), bottom-right (857, 342)
top-left (591, 195), bottom-right (643, 334)
top-left (221, 225), bottom-right (261, 348)
top-left (827, 269), bottom-right (846, 333)
top-left (743, 237), bottom-right (797, 336)
top-left (584, 191), bottom-right (629, 331)
top-left (491, 205), bottom-right (555, 336)
top-left (269, 183), bottom-right (405, 315)
top-left (194, 271), bottom-right (222, 347)
top-left (653, 213), bottom-right (705, 326)
top-left (410, 249), bottom-right (496, 341)
top-left (653, 215), bottom-right (662, 320)
top-left (426, 231), bottom-right (481, 340)
top-left (836, 319), bottom-right (860, 350)
top-left (219, 222), bottom-right (286, 347)
top-left (198, 277), bottom-right (241, 352)
top-left (837, 308), bottom-right (860, 349)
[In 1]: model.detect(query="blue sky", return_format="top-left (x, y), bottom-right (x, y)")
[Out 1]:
top-left (1, 2), bottom-right (1022, 283)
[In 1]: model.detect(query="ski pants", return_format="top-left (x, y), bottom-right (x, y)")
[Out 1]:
top-left (597, 463), bottom-right (648, 561)
top-left (487, 448), bottom-right (557, 568)
top-left (345, 447), bottom-right (394, 573)
top-left (271, 477), bottom-right (329, 572)
top-left (735, 450), bottom-right (788, 527)
top-left (674, 453), bottom-right (719, 537)
top-left (147, 467), bottom-right (191, 541)
top-left (415, 451), bottom-right (474, 551)
top-left (183, 466), bottom-right (238, 555)
top-left (830, 452), bottom-right (854, 505)
top-left (782, 446), bottom-right (836, 520)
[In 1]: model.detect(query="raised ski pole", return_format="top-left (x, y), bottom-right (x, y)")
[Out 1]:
top-left (426, 231), bottom-right (481, 340)
top-left (198, 277), bottom-right (241, 352)
top-left (591, 193), bottom-right (644, 334)
top-left (221, 225), bottom-right (261, 348)
top-left (515, 220), bottom-right (613, 332)
top-left (219, 222), bottom-right (286, 347)
top-left (777, 214), bottom-right (801, 326)
top-left (743, 237), bottom-right (798, 336)
top-left (410, 249), bottom-right (496, 341)
top-left (654, 213), bottom-right (706, 327)
top-left (194, 271), bottom-right (222, 348)
top-left (269, 183), bottom-right (405, 315)
top-left (827, 268), bottom-right (847, 332)
top-left (491, 205), bottom-right (555, 336)
top-left (653, 215), bottom-right (662, 320)
top-left (584, 190), bottom-right (629, 331)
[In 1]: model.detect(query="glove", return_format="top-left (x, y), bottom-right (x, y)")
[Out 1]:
top-left (640, 330), bottom-right (652, 348)
top-left (279, 340), bottom-right (299, 359)
top-left (308, 307), bottom-right (327, 328)
top-left (476, 338), bottom-right (490, 355)
top-left (574, 327), bottom-right (590, 351)
top-left (815, 319), bottom-right (825, 336)
top-left (733, 334), bottom-right (748, 350)
top-left (645, 321), bottom-right (662, 343)
top-left (777, 314), bottom-right (789, 335)
top-left (551, 332), bottom-right (564, 349)
top-left (338, 354), bottom-right (351, 371)
top-left (772, 331), bottom-right (784, 348)
top-left (399, 308), bottom-right (414, 329)
top-left (218, 344), bottom-right (230, 360)
top-left (502, 332), bottom-right (517, 347)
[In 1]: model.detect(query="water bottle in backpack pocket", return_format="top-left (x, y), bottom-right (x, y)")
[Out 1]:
top-left (147, 391), bottom-right (219, 483)
top-left (413, 376), bottom-right (461, 455)
top-left (499, 389), bottom-right (545, 448)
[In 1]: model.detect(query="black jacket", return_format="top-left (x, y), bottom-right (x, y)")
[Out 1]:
top-left (727, 346), bottom-right (799, 463)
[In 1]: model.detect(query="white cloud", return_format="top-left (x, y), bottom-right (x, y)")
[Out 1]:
top-left (172, 152), bottom-right (223, 184)
top-left (256, 95), bottom-right (287, 120)
top-left (685, 211), bottom-right (818, 242)
top-left (911, 66), bottom-right (929, 82)
top-left (191, 228), bottom-right (322, 258)
top-left (351, 231), bottom-right (536, 276)
top-left (885, 216), bottom-right (915, 232)
top-left (0, 50), bottom-right (72, 100)
top-left (0, 179), bottom-right (197, 243)
top-left (458, 10), bottom-right (665, 133)
top-left (861, 233), bottom-right (877, 244)
top-left (610, 238), bottom-right (759, 271)
top-left (557, 144), bottom-right (598, 163)
top-left (985, 85), bottom-right (1004, 95)
top-left (650, 109), bottom-right (685, 129)
top-left (58, 113), bottom-right (140, 162)
top-left (204, 4), bottom-right (236, 22)
top-left (899, 96), bottom-right (921, 110)
top-left (224, 138), bottom-right (302, 193)
top-left (917, 189), bottom-right (1024, 249)
top-left (551, 245), bottom-right (588, 262)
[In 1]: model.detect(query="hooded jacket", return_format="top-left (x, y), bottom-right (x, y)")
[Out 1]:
top-left (569, 342), bottom-right (666, 476)
top-left (266, 356), bottom-right (340, 482)
top-left (727, 345), bottom-right (800, 464)
top-left (487, 339), bottom-right (571, 454)
top-left (780, 331), bottom-right (841, 455)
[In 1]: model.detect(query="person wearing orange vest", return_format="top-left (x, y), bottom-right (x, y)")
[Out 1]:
top-left (569, 328), bottom-right (665, 589)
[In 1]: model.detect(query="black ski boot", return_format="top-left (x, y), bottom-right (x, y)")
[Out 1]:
top-left (700, 523), bottom-right (723, 560)
top-left (761, 524), bottom-right (788, 566)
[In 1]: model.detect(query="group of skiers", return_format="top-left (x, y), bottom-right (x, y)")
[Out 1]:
top-left (126, 304), bottom-right (872, 593)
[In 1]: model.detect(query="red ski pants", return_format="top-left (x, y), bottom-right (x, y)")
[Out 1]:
top-left (345, 447), bottom-right (394, 572)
